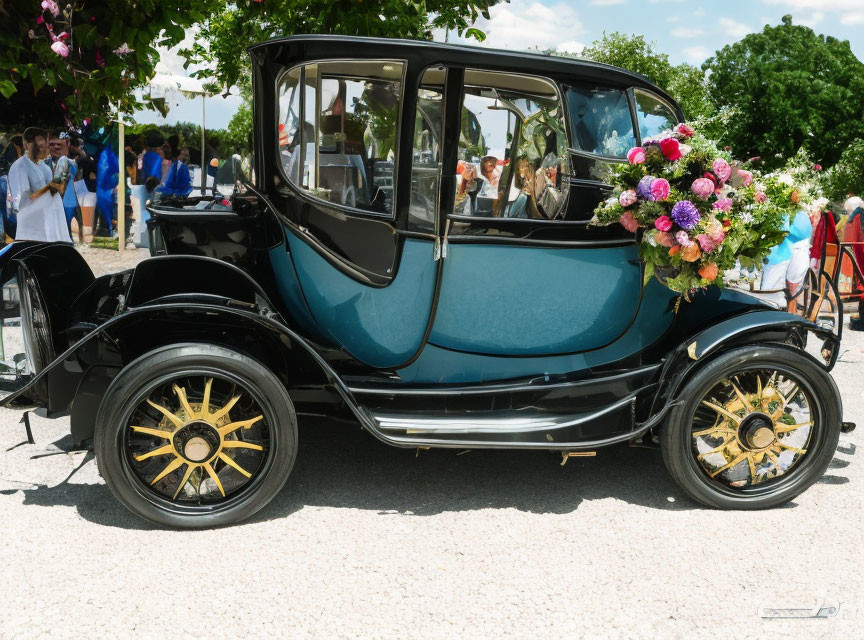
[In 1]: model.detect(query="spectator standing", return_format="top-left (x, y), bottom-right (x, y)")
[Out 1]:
top-left (7, 128), bottom-right (71, 243)
top-left (139, 132), bottom-right (165, 185)
top-left (43, 130), bottom-right (82, 241)
top-left (159, 147), bottom-right (193, 197)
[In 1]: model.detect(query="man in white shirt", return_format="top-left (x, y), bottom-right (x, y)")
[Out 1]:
top-left (7, 127), bottom-right (72, 243)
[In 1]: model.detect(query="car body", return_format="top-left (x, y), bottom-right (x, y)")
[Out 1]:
top-left (0, 36), bottom-right (851, 527)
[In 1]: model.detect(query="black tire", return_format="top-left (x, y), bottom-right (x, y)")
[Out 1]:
top-left (661, 345), bottom-right (841, 509)
top-left (95, 343), bottom-right (297, 528)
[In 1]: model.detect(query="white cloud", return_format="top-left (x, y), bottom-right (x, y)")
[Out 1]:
top-left (591, 0), bottom-right (626, 4)
top-left (799, 11), bottom-right (825, 27)
top-left (763, 0), bottom-right (863, 8)
top-left (671, 27), bottom-right (704, 38)
top-left (718, 18), bottom-right (752, 38)
top-left (682, 46), bottom-right (709, 63)
top-left (557, 40), bottom-right (586, 54)
top-left (841, 12), bottom-right (864, 25)
top-left (466, 0), bottom-right (586, 52)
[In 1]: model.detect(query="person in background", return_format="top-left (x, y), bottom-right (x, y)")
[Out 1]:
top-left (95, 141), bottom-right (119, 237)
top-left (1, 133), bottom-right (23, 240)
top-left (159, 147), bottom-right (193, 198)
top-left (7, 127), bottom-right (71, 243)
top-left (139, 132), bottom-right (165, 185)
top-left (761, 208), bottom-right (813, 312)
top-left (44, 130), bottom-right (82, 241)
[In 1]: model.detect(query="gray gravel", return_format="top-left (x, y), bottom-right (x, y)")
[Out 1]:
top-left (0, 249), bottom-right (862, 638)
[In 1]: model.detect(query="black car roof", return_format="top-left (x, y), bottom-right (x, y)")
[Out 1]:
top-left (248, 34), bottom-right (679, 110)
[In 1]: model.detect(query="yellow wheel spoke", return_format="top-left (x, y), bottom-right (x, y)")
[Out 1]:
top-left (218, 452), bottom-right (252, 478)
top-left (146, 399), bottom-right (184, 428)
top-left (756, 374), bottom-right (763, 402)
top-left (222, 440), bottom-right (264, 451)
top-left (729, 379), bottom-right (753, 413)
top-left (748, 455), bottom-right (758, 483)
top-left (203, 462), bottom-right (225, 497)
top-left (172, 463), bottom-right (198, 500)
top-left (774, 441), bottom-right (806, 455)
top-left (210, 395), bottom-right (241, 423)
top-left (202, 378), bottom-right (213, 418)
top-left (700, 400), bottom-right (743, 425)
top-left (134, 443), bottom-right (175, 461)
top-left (771, 383), bottom-right (799, 420)
top-left (218, 414), bottom-right (264, 437)
top-left (774, 421), bottom-right (813, 433)
top-left (172, 384), bottom-right (198, 420)
top-left (150, 457), bottom-right (185, 485)
top-left (709, 453), bottom-right (749, 478)
top-left (130, 425), bottom-right (174, 439)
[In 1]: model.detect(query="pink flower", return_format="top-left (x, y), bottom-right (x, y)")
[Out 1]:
top-left (814, 163), bottom-right (822, 171)
top-left (713, 159), bottom-right (732, 182)
top-left (706, 219), bottom-right (725, 243)
top-left (674, 123), bottom-right (695, 138)
top-left (619, 189), bottom-right (637, 207)
top-left (675, 230), bottom-right (694, 247)
top-left (737, 169), bottom-right (753, 186)
top-left (697, 233), bottom-right (716, 253)
top-left (36, 16), bottom-right (44, 24)
top-left (691, 178), bottom-right (715, 200)
top-left (57, 31), bottom-right (69, 40)
top-left (41, 0), bottom-right (59, 17)
top-left (627, 147), bottom-right (646, 165)
top-left (754, 191), bottom-right (767, 203)
top-left (619, 211), bottom-right (639, 233)
top-left (655, 231), bottom-right (675, 247)
top-left (660, 138), bottom-right (682, 161)
top-left (113, 43), bottom-right (134, 55)
top-left (655, 215), bottom-right (673, 232)
top-left (712, 198), bottom-right (733, 212)
top-left (95, 49), bottom-right (105, 69)
top-left (651, 178), bottom-right (671, 201)
top-left (50, 40), bottom-right (69, 58)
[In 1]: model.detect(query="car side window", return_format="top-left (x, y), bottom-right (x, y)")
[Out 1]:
top-left (277, 60), bottom-right (404, 216)
top-left (453, 70), bottom-right (568, 221)
top-left (633, 89), bottom-right (678, 141)
top-left (566, 86), bottom-right (635, 158)
top-left (408, 68), bottom-right (444, 233)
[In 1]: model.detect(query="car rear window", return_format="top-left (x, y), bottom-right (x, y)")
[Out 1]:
top-left (566, 86), bottom-right (636, 158)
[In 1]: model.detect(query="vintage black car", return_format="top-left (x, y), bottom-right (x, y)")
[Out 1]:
top-left (0, 36), bottom-right (851, 527)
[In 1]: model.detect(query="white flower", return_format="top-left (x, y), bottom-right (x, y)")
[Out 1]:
top-left (678, 144), bottom-right (692, 157)
top-left (778, 173), bottom-right (794, 187)
top-left (739, 211), bottom-right (754, 224)
top-left (646, 231), bottom-right (658, 247)
top-left (113, 43), bottom-right (134, 55)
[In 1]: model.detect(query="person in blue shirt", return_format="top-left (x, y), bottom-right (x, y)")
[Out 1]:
top-left (762, 208), bottom-right (813, 312)
top-left (95, 143), bottom-right (118, 237)
top-left (158, 146), bottom-right (193, 198)
top-left (140, 131), bottom-right (165, 185)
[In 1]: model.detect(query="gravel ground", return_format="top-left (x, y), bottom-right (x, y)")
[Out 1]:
top-left (0, 248), bottom-right (862, 638)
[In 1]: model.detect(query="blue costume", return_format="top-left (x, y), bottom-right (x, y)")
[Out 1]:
top-left (140, 150), bottom-right (163, 184)
top-left (95, 147), bottom-right (118, 231)
top-left (159, 161), bottom-right (193, 197)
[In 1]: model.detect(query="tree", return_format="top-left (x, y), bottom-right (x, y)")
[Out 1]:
top-left (0, 0), bottom-right (211, 127)
top-left (183, 0), bottom-right (496, 91)
top-left (577, 32), bottom-right (713, 120)
top-left (823, 139), bottom-right (864, 202)
top-left (704, 15), bottom-right (864, 170)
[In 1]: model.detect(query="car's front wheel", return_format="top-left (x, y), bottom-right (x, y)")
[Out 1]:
top-left (95, 343), bottom-right (297, 528)
top-left (661, 345), bottom-right (841, 509)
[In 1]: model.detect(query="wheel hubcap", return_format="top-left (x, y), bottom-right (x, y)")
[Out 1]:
top-left (691, 370), bottom-right (814, 489)
top-left (126, 377), bottom-right (269, 502)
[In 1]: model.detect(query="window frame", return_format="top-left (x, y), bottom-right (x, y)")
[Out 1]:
top-left (563, 83), bottom-right (638, 163)
top-left (274, 58), bottom-right (409, 220)
top-left (448, 68), bottom-right (571, 224)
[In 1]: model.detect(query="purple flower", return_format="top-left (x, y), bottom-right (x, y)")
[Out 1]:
top-left (671, 200), bottom-right (700, 229)
top-left (675, 230), bottom-right (694, 246)
top-left (637, 175), bottom-right (656, 201)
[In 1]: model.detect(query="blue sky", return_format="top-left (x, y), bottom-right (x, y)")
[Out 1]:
top-left (135, 0), bottom-right (864, 130)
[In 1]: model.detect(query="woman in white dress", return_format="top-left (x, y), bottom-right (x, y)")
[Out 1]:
top-left (6, 128), bottom-right (72, 243)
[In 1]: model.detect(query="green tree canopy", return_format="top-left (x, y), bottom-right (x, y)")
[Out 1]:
top-left (704, 15), bottom-right (864, 170)
top-left (577, 32), bottom-right (713, 120)
top-left (0, 0), bottom-right (210, 127)
top-left (823, 139), bottom-right (864, 202)
top-left (183, 0), bottom-right (496, 91)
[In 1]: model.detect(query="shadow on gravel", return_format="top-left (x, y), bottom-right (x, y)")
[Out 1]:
top-left (5, 418), bottom-right (852, 529)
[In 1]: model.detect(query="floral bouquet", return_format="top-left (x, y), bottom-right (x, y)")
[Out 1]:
top-left (590, 124), bottom-right (800, 296)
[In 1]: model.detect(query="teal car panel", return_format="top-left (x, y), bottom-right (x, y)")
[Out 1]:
top-left (398, 278), bottom-right (677, 383)
top-left (428, 243), bottom-right (644, 356)
top-left (285, 231), bottom-right (437, 368)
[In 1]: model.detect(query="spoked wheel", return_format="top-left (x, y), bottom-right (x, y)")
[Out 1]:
top-left (661, 345), bottom-right (841, 509)
top-left (95, 344), bottom-right (297, 528)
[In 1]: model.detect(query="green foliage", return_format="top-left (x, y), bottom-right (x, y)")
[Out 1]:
top-left (823, 139), bottom-right (864, 202)
top-left (0, 0), bottom-right (211, 126)
top-left (182, 0), bottom-right (497, 90)
top-left (576, 32), bottom-right (713, 120)
top-left (704, 15), bottom-right (864, 171)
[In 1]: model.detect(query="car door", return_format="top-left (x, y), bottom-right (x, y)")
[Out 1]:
top-left (428, 69), bottom-right (648, 356)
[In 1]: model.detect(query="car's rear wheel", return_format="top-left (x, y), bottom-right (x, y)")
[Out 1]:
top-left (95, 343), bottom-right (297, 528)
top-left (661, 345), bottom-right (841, 509)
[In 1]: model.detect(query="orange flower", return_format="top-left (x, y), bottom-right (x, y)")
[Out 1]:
top-left (668, 245), bottom-right (681, 256)
top-left (699, 262), bottom-right (719, 280)
top-left (681, 244), bottom-right (702, 262)
top-left (790, 190), bottom-right (800, 204)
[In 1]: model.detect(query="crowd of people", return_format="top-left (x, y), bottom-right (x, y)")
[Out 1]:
top-left (0, 126), bottom-right (196, 245)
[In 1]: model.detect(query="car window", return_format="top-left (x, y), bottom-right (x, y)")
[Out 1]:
top-left (633, 89), bottom-right (678, 141)
top-left (408, 68), bottom-right (444, 233)
top-left (453, 70), bottom-right (568, 221)
top-left (277, 60), bottom-right (404, 216)
top-left (566, 86), bottom-right (635, 158)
